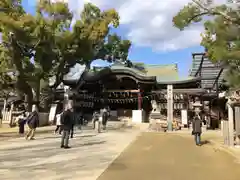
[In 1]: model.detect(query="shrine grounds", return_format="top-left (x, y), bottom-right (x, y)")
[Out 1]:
top-left (0, 123), bottom-right (240, 180)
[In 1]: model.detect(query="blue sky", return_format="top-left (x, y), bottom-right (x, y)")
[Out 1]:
top-left (22, 0), bottom-right (205, 76)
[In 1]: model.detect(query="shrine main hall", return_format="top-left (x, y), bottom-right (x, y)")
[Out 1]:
top-left (53, 53), bottom-right (226, 129)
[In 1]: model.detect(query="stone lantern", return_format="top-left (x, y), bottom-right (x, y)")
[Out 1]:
top-left (192, 97), bottom-right (202, 115)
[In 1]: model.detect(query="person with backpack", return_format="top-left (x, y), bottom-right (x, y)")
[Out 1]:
top-left (25, 109), bottom-right (39, 140)
top-left (60, 104), bottom-right (74, 149)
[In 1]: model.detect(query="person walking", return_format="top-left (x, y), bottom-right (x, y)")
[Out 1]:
top-left (102, 108), bottom-right (108, 130)
top-left (92, 111), bottom-right (99, 130)
top-left (55, 111), bottom-right (63, 135)
top-left (17, 110), bottom-right (27, 134)
top-left (192, 113), bottom-right (202, 146)
top-left (25, 109), bottom-right (39, 140)
top-left (60, 105), bottom-right (74, 149)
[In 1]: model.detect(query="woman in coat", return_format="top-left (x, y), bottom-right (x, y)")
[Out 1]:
top-left (25, 110), bottom-right (39, 140)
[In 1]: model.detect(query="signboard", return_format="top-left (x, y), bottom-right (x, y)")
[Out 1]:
top-left (132, 110), bottom-right (142, 123)
top-left (181, 110), bottom-right (188, 125)
top-left (49, 104), bottom-right (57, 122)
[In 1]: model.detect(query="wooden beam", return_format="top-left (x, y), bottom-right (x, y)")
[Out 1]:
top-left (103, 89), bottom-right (140, 92)
top-left (212, 68), bottom-right (224, 90)
top-left (152, 88), bottom-right (207, 94)
top-left (195, 54), bottom-right (205, 77)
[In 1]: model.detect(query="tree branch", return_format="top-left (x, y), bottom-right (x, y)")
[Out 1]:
top-left (192, 0), bottom-right (240, 25)
top-left (187, 11), bottom-right (211, 23)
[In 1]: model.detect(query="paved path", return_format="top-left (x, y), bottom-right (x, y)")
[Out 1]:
top-left (0, 127), bottom-right (140, 180)
top-left (97, 132), bottom-right (240, 180)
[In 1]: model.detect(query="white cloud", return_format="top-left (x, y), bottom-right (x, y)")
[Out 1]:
top-left (51, 0), bottom-right (226, 51)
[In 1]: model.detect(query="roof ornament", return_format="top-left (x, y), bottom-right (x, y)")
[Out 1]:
top-left (112, 58), bottom-right (133, 68)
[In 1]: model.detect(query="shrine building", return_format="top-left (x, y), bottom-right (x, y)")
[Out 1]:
top-left (53, 52), bottom-right (226, 128)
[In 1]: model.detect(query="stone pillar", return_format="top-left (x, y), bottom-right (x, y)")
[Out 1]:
top-left (222, 119), bottom-right (229, 145)
top-left (234, 106), bottom-right (240, 145)
top-left (64, 85), bottom-right (70, 109)
top-left (167, 85), bottom-right (173, 131)
top-left (227, 102), bottom-right (234, 146)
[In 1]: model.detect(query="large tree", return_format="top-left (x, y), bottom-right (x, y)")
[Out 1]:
top-left (75, 3), bottom-right (131, 70)
top-left (0, 0), bottom-right (131, 110)
top-left (173, 0), bottom-right (240, 88)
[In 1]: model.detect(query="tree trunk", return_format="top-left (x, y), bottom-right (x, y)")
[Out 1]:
top-left (25, 87), bottom-right (33, 112)
top-left (35, 79), bottom-right (41, 110)
top-left (16, 78), bottom-right (33, 112)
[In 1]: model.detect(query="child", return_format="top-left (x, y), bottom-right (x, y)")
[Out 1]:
top-left (55, 111), bottom-right (63, 134)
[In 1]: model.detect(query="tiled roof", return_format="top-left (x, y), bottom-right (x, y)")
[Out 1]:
top-left (144, 64), bottom-right (199, 83)
top-left (145, 64), bottom-right (178, 80)
top-left (190, 53), bottom-right (226, 89)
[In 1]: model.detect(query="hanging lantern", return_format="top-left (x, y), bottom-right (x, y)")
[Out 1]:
top-left (180, 94), bottom-right (183, 99)
top-left (174, 103), bottom-right (177, 109)
top-left (179, 103), bottom-right (182, 109)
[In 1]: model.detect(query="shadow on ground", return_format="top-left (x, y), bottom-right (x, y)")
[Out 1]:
top-left (97, 133), bottom-right (240, 180)
top-left (201, 140), bottom-right (211, 145)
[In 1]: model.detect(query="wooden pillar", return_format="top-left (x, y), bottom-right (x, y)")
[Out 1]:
top-left (167, 85), bottom-right (173, 131)
top-left (137, 84), bottom-right (142, 110)
top-left (234, 106), bottom-right (240, 145)
top-left (228, 102), bottom-right (234, 146)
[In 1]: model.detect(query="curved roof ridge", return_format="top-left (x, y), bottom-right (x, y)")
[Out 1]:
top-left (145, 63), bottom-right (177, 67)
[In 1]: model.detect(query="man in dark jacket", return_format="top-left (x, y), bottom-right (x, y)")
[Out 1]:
top-left (25, 110), bottom-right (39, 140)
top-left (192, 113), bottom-right (202, 146)
top-left (60, 106), bottom-right (74, 149)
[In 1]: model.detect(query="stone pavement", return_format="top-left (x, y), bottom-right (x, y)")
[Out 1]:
top-left (0, 126), bottom-right (140, 180)
top-left (0, 122), bottom-right (129, 140)
top-left (0, 125), bottom-right (56, 139)
top-left (98, 132), bottom-right (240, 180)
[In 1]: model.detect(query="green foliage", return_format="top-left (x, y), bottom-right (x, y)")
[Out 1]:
top-left (173, 0), bottom-right (240, 88)
top-left (0, 0), bottom-right (131, 108)
top-left (75, 3), bottom-right (130, 67)
top-left (100, 34), bottom-right (131, 62)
